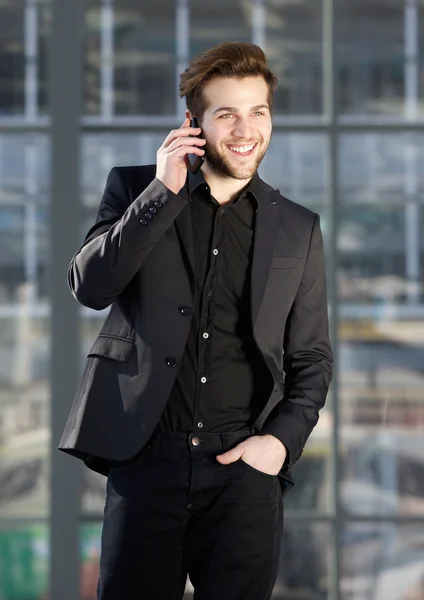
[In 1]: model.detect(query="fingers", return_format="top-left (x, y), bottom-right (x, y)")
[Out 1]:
top-left (216, 445), bottom-right (245, 464)
top-left (161, 120), bottom-right (202, 150)
top-left (166, 136), bottom-right (206, 155)
top-left (169, 145), bottom-right (205, 161)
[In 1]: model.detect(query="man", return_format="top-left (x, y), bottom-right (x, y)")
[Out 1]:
top-left (60, 42), bottom-right (333, 600)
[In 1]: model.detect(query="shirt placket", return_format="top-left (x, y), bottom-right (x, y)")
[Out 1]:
top-left (193, 206), bottom-right (226, 432)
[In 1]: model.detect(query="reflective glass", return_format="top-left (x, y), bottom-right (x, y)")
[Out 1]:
top-left (275, 521), bottom-right (332, 598)
top-left (190, 0), bottom-right (251, 57)
top-left (261, 132), bottom-right (328, 209)
top-left (341, 523), bottom-right (424, 599)
top-left (339, 133), bottom-right (424, 516)
top-left (0, 1), bottom-right (25, 115)
top-left (0, 0), bottom-right (50, 117)
top-left (0, 523), bottom-right (49, 599)
top-left (0, 134), bottom-right (50, 518)
top-left (84, 0), bottom-right (176, 116)
top-left (337, 0), bottom-right (406, 117)
top-left (265, 0), bottom-right (323, 115)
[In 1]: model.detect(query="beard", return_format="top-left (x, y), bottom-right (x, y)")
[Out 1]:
top-left (204, 139), bottom-right (268, 180)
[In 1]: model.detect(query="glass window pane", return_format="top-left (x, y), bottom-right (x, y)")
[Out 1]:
top-left (260, 133), bottom-right (329, 209)
top-left (0, 134), bottom-right (50, 518)
top-left (341, 523), bottom-right (424, 599)
top-left (84, 0), bottom-right (176, 116)
top-left (0, 1), bottom-right (50, 117)
top-left (276, 521), bottom-right (333, 598)
top-left (190, 0), bottom-right (251, 57)
top-left (0, 523), bottom-right (49, 599)
top-left (337, 1), bottom-right (405, 117)
top-left (339, 132), bottom-right (424, 516)
top-left (266, 0), bottom-right (323, 115)
top-left (0, 1), bottom-right (25, 115)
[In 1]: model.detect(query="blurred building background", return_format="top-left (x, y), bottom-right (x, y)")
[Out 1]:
top-left (0, 0), bottom-right (424, 598)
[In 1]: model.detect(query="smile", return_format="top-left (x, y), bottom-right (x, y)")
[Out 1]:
top-left (227, 143), bottom-right (257, 156)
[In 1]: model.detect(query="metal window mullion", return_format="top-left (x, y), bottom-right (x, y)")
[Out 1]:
top-left (251, 0), bottom-right (265, 49)
top-left (404, 0), bottom-right (418, 121)
top-left (404, 0), bottom-right (420, 305)
top-left (49, 1), bottom-right (83, 600)
top-left (323, 0), bottom-right (340, 598)
top-left (100, 0), bottom-right (115, 121)
top-left (24, 0), bottom-right (38, 121)
top-left (176, 0), bottom-right (190, 119)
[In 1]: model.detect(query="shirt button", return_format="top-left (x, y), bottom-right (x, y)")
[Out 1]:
top-left (212, 249), bottom-right (219, 256)
top-left (165, 357), bottom-right (178, 368)
top-left (192, 437), bottom-right (201, 446)
top-left (179, 306), bottom-right (192, 316)
top-left (219, 208), bottom-right (225, 215)
top-left (139, 218), bottom-right (148, 226)
top-left (207, 290), bottom-right (213, 298)
top-left (203, 332), bottom-right (209, 339)
top-left (197, 421), bottom-right (204, 428)
top-left (200, 376), bottom-right (207, 384)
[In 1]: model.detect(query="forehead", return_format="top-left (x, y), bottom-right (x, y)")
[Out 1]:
top-left (202, 76), bottom-right (269, 110)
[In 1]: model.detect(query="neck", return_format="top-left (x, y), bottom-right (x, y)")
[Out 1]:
top-left (201, 164), bottom-right (252, 205)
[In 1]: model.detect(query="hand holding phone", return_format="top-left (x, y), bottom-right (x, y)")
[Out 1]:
top-left (156, 117), bottom-right (206, 194)
top-left (187, 117), bottom-right (205, 174)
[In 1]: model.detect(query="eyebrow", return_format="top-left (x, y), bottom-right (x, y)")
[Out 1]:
top-left (212, 104), bottom-right (270, 115)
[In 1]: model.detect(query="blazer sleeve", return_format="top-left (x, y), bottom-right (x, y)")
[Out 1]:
top-left (260, 213), bottom-right (333, 468)
top-left (68, 167), bottom-right (188, 310)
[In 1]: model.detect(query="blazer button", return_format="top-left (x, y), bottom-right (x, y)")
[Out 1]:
top-left (165, 357), bottom-right (178, 368)
top-left (179, 306), bottom-right (192, 316)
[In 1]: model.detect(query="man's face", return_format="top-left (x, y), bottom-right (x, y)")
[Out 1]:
top-left (198, 76), bottom-right (272, 180)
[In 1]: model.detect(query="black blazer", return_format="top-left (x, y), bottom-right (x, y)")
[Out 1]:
top-left (59, 165), bottom-right (333, 483)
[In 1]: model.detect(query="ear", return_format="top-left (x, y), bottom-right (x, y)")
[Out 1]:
top-left (185, 109), bottom-right (192, 120)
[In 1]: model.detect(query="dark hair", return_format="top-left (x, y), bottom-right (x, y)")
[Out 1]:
top-left (179, 42), bottom-right (278, 121)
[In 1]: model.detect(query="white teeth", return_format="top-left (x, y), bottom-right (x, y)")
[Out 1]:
top-left (229, 144), bottom-right (255, 153)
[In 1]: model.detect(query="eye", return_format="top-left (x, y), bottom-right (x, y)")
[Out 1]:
top-left (219, 113), bottom-right (235, 119)
top-left (253, 111), bottom-right (265, 116)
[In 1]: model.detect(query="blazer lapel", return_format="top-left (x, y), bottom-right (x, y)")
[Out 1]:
top-left (251, 185), bottom-right (281, 330)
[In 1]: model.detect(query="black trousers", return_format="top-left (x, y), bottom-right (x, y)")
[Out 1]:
top-left (97, 429), bottom-right (285, 600)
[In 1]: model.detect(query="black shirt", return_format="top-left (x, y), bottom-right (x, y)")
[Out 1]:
top-left (157, 170), bottom-right (272, 433)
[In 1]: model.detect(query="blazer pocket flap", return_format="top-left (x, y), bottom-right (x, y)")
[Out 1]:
top-left (87, 335), bottom-right (135, 362)
top-left (271, 256), bottom-right (302, 269)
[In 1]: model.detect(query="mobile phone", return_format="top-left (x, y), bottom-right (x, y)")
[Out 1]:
top-left (187, 116), bottom-right (205, 174)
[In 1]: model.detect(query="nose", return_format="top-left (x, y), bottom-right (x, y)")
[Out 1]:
top-left (231, 118), bottom-right (255, 140)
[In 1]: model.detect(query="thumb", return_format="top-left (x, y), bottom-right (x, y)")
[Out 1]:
top-left (216, 446), bottom-right (244, 464)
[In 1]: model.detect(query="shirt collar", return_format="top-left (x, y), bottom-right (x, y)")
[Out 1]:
top-left (187, 169), bottom-right (260, 209)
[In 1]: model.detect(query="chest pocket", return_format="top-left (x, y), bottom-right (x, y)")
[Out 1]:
top-left (87, 334), bottom-right (135, 362)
